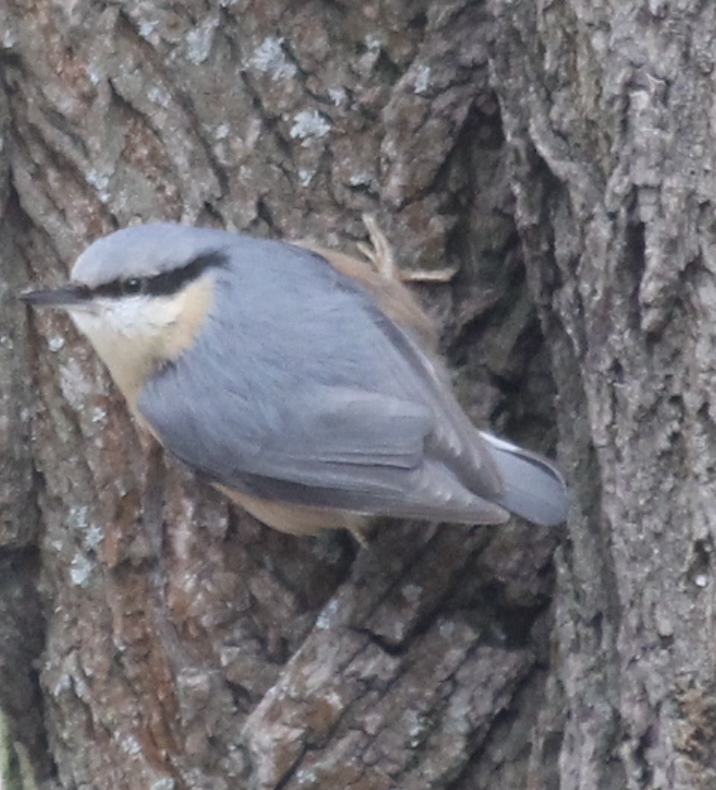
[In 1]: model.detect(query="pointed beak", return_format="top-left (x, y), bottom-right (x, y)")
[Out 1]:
top-left (18, 284), bottom-right (89, 308)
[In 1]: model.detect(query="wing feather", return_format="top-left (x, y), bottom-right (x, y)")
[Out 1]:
top-left (138, 238), bottom-right (506, 520)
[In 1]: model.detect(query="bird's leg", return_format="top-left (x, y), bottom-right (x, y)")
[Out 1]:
top-left (344, 514), bottom-right (372, 549)
top-left (357, 213), bottom-right (459, 284)
top-left (356, 214), bottom-right (397, 281)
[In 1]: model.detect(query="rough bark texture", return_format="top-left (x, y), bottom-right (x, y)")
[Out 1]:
top-left (488, 1), bottom-right (716, 789)
top-left (4, 0), bottom-right (707, 789)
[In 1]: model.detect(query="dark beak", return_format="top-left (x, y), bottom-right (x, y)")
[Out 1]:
top-left (18, 285), bottom-right (89, 307)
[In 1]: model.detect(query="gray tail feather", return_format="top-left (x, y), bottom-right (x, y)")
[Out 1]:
top-left (479, 432), bottom-right (568, 527)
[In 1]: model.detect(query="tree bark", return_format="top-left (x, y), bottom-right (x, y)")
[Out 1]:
top-left (3, 0), bottom-right (707, 789)
top-left (488, 2), bottom-right (716, 789)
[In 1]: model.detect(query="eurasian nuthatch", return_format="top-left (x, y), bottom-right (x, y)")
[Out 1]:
top-left (20, 223), bottom-right (568, 539)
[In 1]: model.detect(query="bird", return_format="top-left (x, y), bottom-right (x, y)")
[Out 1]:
top-left (20, 222), bottom-right (568, 541)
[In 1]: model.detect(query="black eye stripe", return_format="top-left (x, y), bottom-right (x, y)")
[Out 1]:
top-left (123, 278), bottom-right (143, 295)
top-left (91, 250), bottom-right (228, 300)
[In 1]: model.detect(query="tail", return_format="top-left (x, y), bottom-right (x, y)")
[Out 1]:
top-left (479, 432), bottom-right (568, 526)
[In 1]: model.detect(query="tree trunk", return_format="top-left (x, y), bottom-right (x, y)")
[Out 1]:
top-left (1, 1), bottom-right (708, 789)
top-left (488, 2), bottom-right (716, 789)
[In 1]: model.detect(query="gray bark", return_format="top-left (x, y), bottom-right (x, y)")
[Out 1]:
top-left (489, 1), bottom-right (716, 788)
top-left (1, 0), bottom-right (707, 788)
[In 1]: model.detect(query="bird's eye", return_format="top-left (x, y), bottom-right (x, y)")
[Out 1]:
top-left (122, 278), bottom-right (144, 296)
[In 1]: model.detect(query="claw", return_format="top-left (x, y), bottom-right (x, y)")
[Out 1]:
top-left (358, 213), bottom-right (458, 284)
